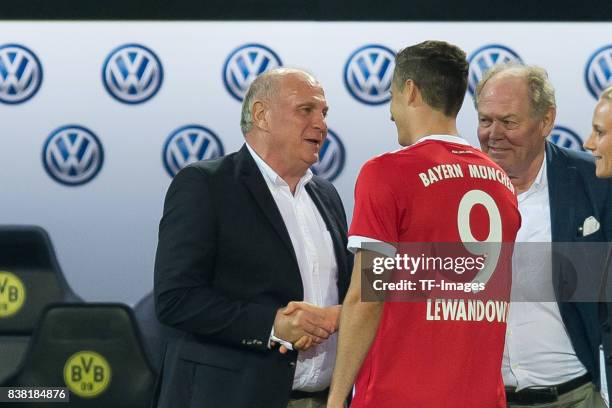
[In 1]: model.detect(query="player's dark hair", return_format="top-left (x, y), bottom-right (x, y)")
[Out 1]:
top-left (393, 40), bottom-right (468, 117)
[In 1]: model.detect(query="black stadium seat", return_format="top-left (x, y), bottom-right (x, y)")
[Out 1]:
top-left (0, 225), bottom-right (81, 383)
top-left (4, 303), bottom-right (157, 408)
top-left (133, 291), bottom-right (182, 374)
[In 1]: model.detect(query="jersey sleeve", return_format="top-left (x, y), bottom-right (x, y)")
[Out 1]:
top-left (348, 158), bottom-right (400, 257)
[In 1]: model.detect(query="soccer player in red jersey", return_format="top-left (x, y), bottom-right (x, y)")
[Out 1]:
top-left (327, 41), bottom-right (521, 408)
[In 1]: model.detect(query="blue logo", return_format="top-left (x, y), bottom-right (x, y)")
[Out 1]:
top-left (0, 44), bottom-right (43, 104)
top-left (162, 125), bottom-right (225, 177)
top-left (344, 45), bottom-right (395, 105)
top-left (311, 129), bottom-right (345, 182)
top-left (223, 44), bottom-right (283, 102)
top-left (102, 44), bottom-right (163, 104)
top-left (42, 125), bottom-right (104, 186)
top-left (585, 45), bottom-right (612, 100)
top-left (467, 44), bottom-right (522, 95)
top-left (549, 125), bottom-right (584, 152)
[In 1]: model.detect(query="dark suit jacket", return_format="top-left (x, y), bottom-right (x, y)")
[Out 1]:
top-left (152, 144), bottom-right (352, 408)
top-left (546, 141), bottom-right (612, 391)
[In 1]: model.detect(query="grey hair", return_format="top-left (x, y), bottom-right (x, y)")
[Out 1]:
top-left (240, 67), bottom-right (317, 135)
top-left (601, 86), bottom-right (612, 101)
top-left (473, 62), bottom-right (556, 118)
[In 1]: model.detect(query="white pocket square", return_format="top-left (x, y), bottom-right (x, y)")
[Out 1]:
top-left (580, 216), bottom-right (600, 237)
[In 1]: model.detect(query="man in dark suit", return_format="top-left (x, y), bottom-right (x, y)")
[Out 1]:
top-left (475, 63), bottom-right (612, 407)
top-left (153, 68), bottom-right (352, 408)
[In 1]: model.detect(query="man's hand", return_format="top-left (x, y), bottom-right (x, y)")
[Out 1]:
top-left (276, 302), bottom-right (341, 353)
top-left (273, 301), bottom-right (334, 350)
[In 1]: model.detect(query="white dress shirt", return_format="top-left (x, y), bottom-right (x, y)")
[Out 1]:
top-left (503, 155), bottom-right (587, 390)
top-left (246, 143), bottom-right (339, 392)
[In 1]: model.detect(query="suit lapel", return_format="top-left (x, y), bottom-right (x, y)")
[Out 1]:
top-left (236, 145), bottom-right (298, 265)
top-left (547, 142), bottom-right (576, 242)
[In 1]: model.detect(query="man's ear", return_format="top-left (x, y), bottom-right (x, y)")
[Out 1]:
top-left (252, 100), bottom-right (269, 131)
top-left (540, 107), bottom-right (556, 139)
top-left (402, 79), bottom-right (422, 107)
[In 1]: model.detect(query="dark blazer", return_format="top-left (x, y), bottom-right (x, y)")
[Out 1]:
top-left (547, 141), bottom-right (612, 391)
top-left (152, 144), bottom-right (352, 408)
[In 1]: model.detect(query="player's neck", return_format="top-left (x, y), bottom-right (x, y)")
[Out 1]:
top-left (410, 113), bottom-right (459, 144)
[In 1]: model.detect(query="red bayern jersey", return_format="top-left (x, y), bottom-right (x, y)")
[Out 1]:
top-left (348, 135), bottom-right (521, 408)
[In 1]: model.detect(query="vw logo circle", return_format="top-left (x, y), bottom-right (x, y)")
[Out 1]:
top-left (162, 125), bottom-right (225, 177)
top-left (42, 125), bottom-right (104, 186)
top-left (222, 43), bottom-right (283, 102)
top-left (0, 44), bottom-right (43, 104)
top-left (102, 43), bottom-right (163, 104)
top-left (311, 129), bottom-right (346, 182)
top-left (467, 44), bottom-right (522, 95)
top-left (549, 125), bottom-right (585, 152)
top-left (344, 44), bottom-right (395, 105)
top-left (585, 44), bottom-right (612, 100)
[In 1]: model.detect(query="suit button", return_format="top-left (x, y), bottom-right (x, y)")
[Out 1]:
top-left (289, 362), bottom-right (296, 367)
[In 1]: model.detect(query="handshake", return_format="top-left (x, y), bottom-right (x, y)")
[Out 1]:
top-left (272, 301), bottom-right (341, 354)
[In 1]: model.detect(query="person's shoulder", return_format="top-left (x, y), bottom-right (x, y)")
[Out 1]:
top-left (310, 174), bottom-right (342, 200)
top-left (552, 143), bottom-right (593, 165)
top-left (178, 151), bottom-right (239, 178)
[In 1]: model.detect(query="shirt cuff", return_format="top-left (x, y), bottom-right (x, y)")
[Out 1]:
top-left (269, 325), bottom-right (294, 351)
top-left (347, 235), bottom-right (397, 257)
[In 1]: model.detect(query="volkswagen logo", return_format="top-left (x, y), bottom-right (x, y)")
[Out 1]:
top-left (223, 43), bottom-right (283, 102)
top-left (0, 44), bottom-right (43, 104)
top-left (344, 45), bottom-right (395, 105)
top-left (311, 129), bottom-right (345, 182)
top-left (468, 44), bottom-right (522, 95)
top-left (42, 125), bottom-right (104, 186)
top-left (162, 125), bottom-right (225, 177)
top-left (102, 44), bottom-right (163, 104)
top-left (585, 45), bottom-right (612, 100)
top-left (549, 125), bottom-right (584, 151)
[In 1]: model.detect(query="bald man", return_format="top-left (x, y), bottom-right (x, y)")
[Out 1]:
top-left (153, 68), bottom-right (352, 408)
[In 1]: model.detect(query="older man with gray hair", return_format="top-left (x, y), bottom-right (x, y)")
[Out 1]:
top-left (475, 62), bottom-right (612, 407)
top-left (153, 67), bottom-right (352, 408)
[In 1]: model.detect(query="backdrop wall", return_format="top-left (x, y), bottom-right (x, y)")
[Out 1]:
top-left (1, 22), bottom-right (610, 304)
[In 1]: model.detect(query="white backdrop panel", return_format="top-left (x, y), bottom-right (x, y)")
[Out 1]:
top-left (0, 22), bottom-right (610, 304)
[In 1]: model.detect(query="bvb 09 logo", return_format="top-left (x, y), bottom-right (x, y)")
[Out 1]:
top-left (0, 271), bottom-right (26, 318)
top-left (64, 351), bottom-right (111, 398)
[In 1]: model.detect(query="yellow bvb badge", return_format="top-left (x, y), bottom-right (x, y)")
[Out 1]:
top-left (63, 351), bottom-right (112, 398)
top-left (0, 271), bottom-right (26, 318)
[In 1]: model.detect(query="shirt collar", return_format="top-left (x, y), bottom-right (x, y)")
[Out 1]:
top-left (527, 153), bottom-right (548, 191)
top-left (414, 134), bottom-right (471, 146)
top-left (518, 152), bottom-right (547, 200)
top-left (245, 142), bottom-right (313, 190)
